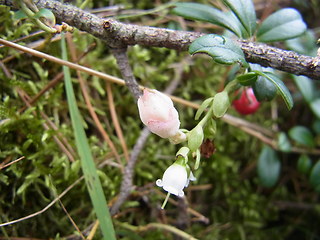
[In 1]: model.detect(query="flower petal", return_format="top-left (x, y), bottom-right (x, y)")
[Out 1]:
top-left (137, 89), bottom-right (181, 138)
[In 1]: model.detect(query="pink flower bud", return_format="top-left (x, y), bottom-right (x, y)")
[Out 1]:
top-left (137, 89), bottom-right (180, 138)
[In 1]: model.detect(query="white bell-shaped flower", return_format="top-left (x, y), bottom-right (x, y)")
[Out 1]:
top-left (156, 163), bottom-right (196, 197)
top-left (185, 171), bottom-right (196, 187)
top-left (137, 89), bottom-right (181, 138)
top-left (156, 163), bottom-right (187, 197)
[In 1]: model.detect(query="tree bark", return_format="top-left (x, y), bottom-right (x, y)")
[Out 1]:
top-left (1, 0), bottom-right (320, 80)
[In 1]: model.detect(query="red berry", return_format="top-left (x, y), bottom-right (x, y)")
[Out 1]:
top-left (233, 88), bottom-right (260, 115)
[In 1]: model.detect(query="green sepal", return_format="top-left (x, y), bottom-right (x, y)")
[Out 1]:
top-left (212, 91), bottom-right (230, 118)
top-left (195, 97), bottom-right (214, 120)
top-left (187, 125), bottom-right (204, 152)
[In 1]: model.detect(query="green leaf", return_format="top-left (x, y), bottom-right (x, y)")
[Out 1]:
top-left (278, 132), bottom-right (292, 152)
top-left (309, 160), bottom-right (320, 192)
top-left (252, 76), bottom-right (277, 101)
top-left (195, 97), bottom-right (214, 120)
top-left (257, 146), bottom-right (281, 188)
top-left (222, 0), bottom-right (257, 37)
top-left (13, 9), bottom-right (28, 20)
top-left (257, 8), bottom-right (307, 42)
top-left (254, 71), bottom-right (293, 110)
top-left (289, 126), bottom-right (314, 147)
top-left (189, 34), bottom-right (248, 67)
top-left (286, 30), bottom-right (317, 56)
top-left (297, 154), bottom-right (312, 175)
top-left (34, 8), bottom-right (56, 27)
top-left (60, 34), bottom-right (116, 240)
top-left (172, 3), bottom-right (242, 37)
top-left (313, 119), bottom-right (320, 134)
top-left (310, 99), bottom-right (320, 119)
top-left (293, 75), bottom-right (315, 103)
top-left (236, 72), bottom-right (258, 86)
top-left (250, 64), bottom-right (277, 101)
top-left (225, 11), bottom-right (248, 38)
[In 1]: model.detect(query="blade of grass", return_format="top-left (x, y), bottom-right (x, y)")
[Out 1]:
top-left (60, 33), bottom-right (116, 240)
top-left (65, 33), bottom-right (124, 172)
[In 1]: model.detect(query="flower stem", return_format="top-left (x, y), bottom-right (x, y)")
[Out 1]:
top-left (224, 79), bottom-right (240, 93)
top-left (198, 102), bottom-right (214, 127)
top-left (161, 192), bottom-right (171, 209)
top-left (18, 0), bottom-right (57, 33)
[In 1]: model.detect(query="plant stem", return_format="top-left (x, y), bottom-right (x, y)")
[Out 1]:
top-left (161, 192), bottom-right (171, 209)
top-left (18, 0), bottom-right (57, 33)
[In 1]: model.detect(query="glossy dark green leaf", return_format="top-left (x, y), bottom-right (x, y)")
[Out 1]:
top-left (310, 99), bottom-right (320, 119)
top-left (278, 132), bottom-right (292, 152)
top-left (257, 146), bottom-right (281, 188)
top-left (309, 160), bottom-right (320, 192)
top-left (297, 154), bottom-right (312, 175)
top-left (236, 72), bottom-right (258, 86)
top-left (293, 75), bottom-right (315, 103)
top-left (224, 11), bottom-right (248, 38)
top-left (289, 126), bottom-right (314, 147)
top-left (257, 8), bottom-right (307, 42)
top-left (254, 71), bottom-right (293, 110)
top-left (172, 3), bottom-right (242, 37)
top-left (252, 76), bottom-right (277, 101)
top-left (189, 34), bottom-right (248, 67)
top-left (286, 30), bottom-right (317, 56)
top-left (222, 0), bottom-right (257, 37)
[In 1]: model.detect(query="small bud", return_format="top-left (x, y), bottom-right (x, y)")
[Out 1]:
top-left (176, 146), bottom-right (190, 160)
top-left (137, 89), bottom-right (181, 138)
top-left (204, 119), bottom-right (217, 139)
top-left (212, 91), bottom-right (230, 118)
top-left (187, 125), bottom-right (204, 152)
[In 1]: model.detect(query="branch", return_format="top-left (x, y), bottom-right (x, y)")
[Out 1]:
top-left (110, 127), bottom-right (150, 215)
top-left (111, 48), bottom-right (142, 100)
top-left (1, 0), bottom-right (320, 79)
